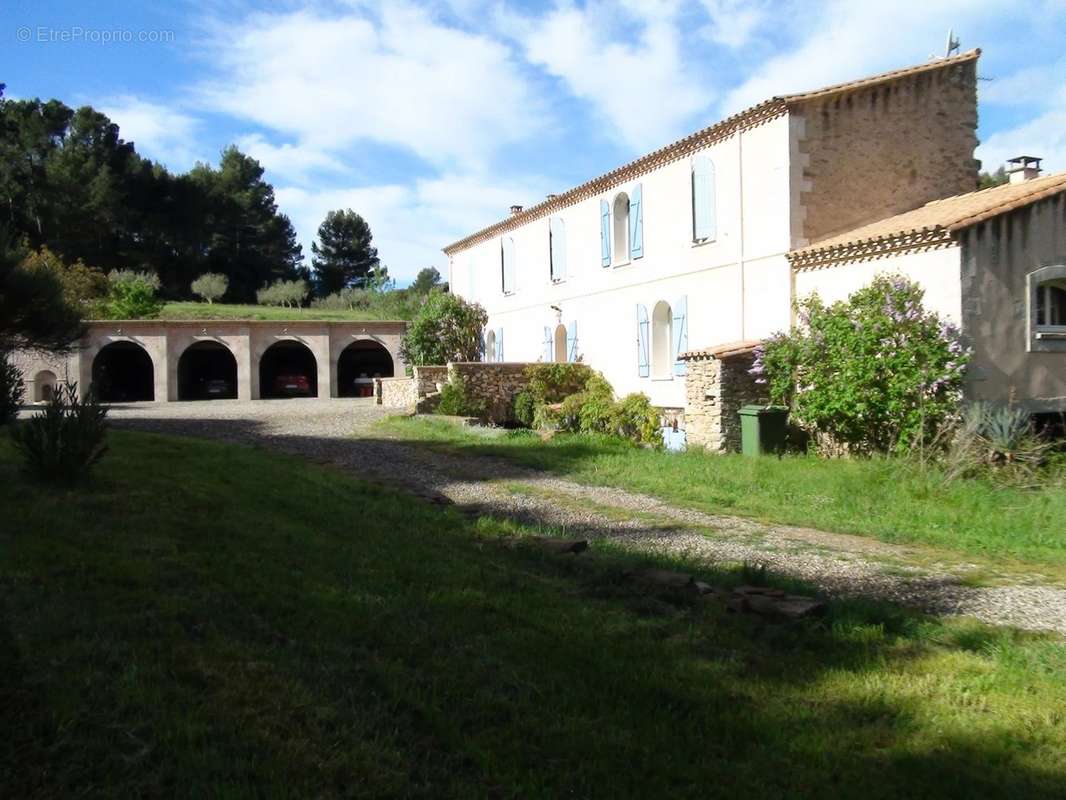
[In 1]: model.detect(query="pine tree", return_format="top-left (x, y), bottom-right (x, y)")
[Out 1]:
top-left (311, 209), bottom-right (380, 296)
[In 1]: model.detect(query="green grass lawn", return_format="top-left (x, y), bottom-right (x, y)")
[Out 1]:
top-left (3, 430), bottom-right (1066, 797)
top-left (379, 417), bottom-right (1066, 569)
top-left (150, 301), bottom-right (403, 322)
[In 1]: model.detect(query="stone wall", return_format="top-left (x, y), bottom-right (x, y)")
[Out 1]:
top-left (682, 351), bottom-right (767, 452)
top-left (9, 348), bottom-right (76, 403)
top-left (448, 362), bottom-right (535, 423)
top-left (794, 56), bottom-right (979, 245)
top-left (414, 365), bottom-right (448, 395)
top-left (377, 377), bottom-right (419, 409)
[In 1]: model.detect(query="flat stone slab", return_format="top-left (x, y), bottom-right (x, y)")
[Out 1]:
top-left (628, 568), bottom-right (694, 589)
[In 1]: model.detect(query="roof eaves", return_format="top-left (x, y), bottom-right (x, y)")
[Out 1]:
top-left (788, 226), bottom-right (956, 271)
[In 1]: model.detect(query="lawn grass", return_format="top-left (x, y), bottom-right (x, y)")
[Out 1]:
top-left (379, 417), bottom-right (1066, 569)
top-left (150, 301), bottom-right (403, 322)
top-left (3, 429), bottom-right (1066, 796)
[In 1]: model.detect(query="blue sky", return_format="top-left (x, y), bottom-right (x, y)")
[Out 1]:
top-left (4, 0), bottom-right (1065, 284)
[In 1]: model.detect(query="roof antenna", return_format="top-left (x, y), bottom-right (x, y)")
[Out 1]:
top-left (945, 28), bottom-right (960, 57)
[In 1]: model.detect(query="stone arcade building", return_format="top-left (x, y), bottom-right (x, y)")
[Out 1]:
top-left (15, 320), bottom-right (407, 403)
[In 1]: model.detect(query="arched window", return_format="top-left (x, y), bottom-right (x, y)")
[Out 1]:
top-left (1036, 279), bottom-right (1066, 327)
top-left (34, 370), bottom-right (57, 402)
top-left (501, 237), bottom-right (516, 294)
top-left (651, 301), bottom-right (672, 379)
top-left (612, 192), bottom-right (630, 265)
top-left (691, 155), bottom-right (717, 242)
top-left (485, 329), bottom-right (497, 362)
top-left (553, 324), bottom-right (567, 363)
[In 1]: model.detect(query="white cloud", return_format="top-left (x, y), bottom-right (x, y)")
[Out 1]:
top-left (720, 0), bottom-right (1011, 113)
top-left (235, 133), bottom-right (347, 183)
top-left (276, 171), bottom-right (553, 284)
top-left (699, 0), bottom-right (771, 49)
top-left (196, 3), bottom-right (542, 169)
top-left (99, 95), bottom-right (205, 170)
top-left (502, 0), bottom-right (710, 152)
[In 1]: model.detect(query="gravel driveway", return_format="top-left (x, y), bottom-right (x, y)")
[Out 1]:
top-left (103, 399), bottom-right (1066, 635)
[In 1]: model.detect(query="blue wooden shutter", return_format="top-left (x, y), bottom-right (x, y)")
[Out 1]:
top-left (550, 217), bottom-right (566, 281)
top-left (496, 327), bottom-right (504, 362)
top-left (672, 296), bottom-right (688, 376)
top-left (481, 328), bottom-right (488, 361)
top-left (692, 157), bottom-right (716, 242)
top-left (600, 200), bottom-right (611, 266)
top-left (543, 326), bottom-right (553, 362)
top-left (566, 320), bottom-right (577, 363)
top-left (636, 304), bottom-right (650, 377)
top-left (630, 183), bottom-right (644, 260)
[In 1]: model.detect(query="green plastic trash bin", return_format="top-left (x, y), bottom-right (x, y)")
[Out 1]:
top-left (739, 405), bottom-right (789, 456)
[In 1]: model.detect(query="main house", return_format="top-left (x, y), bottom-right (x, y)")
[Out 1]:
top-left (443, 49), bottom-right (1066, 418)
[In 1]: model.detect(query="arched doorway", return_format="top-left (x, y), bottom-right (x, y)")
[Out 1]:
top-left (34, 370), bottom-right (57, 402)
top-left (553, 324), bottom-right (567, 363)
top-left (178, 341), bottom-right (238, 400)
top-left (337, 340), bottom-right (394, 397)
top-left (259, 340), bottom-right (318, 398)
top-left (651, 301), bottom-right (672, 379)
top-left (485, 329), bottom-right (497, 363)
top-left (92, 341), bottom-right (155, 402)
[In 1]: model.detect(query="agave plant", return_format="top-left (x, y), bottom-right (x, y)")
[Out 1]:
top-left (944, 402), bottom-right (1054, 484)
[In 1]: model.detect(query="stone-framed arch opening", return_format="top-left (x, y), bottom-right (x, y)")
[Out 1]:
top-left (34, 370), bottom-right (58, 402)
top-left (92, 341), bottom-right (155, 402)
top-left (337, 339), bottom-right (394, 397)
top-left (553, 324), bottom-right (567, 363)
top-left (178, 341), bottom-right (238, 400)
top-left (259, 340), bottom-right (319, 398)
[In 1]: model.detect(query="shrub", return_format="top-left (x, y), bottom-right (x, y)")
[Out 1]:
top-left (436, 374), bottom-right (487, 418)
top-left (257, 279), bottom-right (309, 308)
top-left (943, 402), bottom-right (1054, 484)
top-left (611, 393), bottom-right (660, 444)
top-left (512, 390), bottom-right (535, 427)
top-left (22, 248), bottom-right (108, 318)
top-left (0, 350), bottom-right (25, 426)
top-left (10, 383), bottom-right (108, 484)
top-left (525, 363), bottom-right (593, 404)
top-left (190, 273), bottom-right (228, 304)
top-left (104, 270), bottom-right (164, 319)
top-left (753, 275), bottom-right (970, 454)
top-left (556, 392), bottom-right (586, 433)
top-left (401, 292), bottom-right (487, 366)
top-left (313, 287), bottom-right (370, 311)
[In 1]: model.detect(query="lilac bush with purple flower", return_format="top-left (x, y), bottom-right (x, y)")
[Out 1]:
top-left (752, 274), bottom-right (971, 454)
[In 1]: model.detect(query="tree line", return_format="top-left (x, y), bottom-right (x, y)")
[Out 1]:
top-left (0, 84), bottom-right (363, 303)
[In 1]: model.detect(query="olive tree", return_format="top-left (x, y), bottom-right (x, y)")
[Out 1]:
top-left (190, 272), bottom-right (228, 304)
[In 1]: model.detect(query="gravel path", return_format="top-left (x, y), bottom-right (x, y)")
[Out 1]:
top-left (103, 399), bottom-right (1066, 634)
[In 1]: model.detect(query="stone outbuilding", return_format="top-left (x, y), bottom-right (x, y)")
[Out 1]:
top-left (13, 319), bottom-right (407, 402)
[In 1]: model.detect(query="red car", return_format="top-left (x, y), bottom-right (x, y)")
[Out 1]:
top-left (273, 373), bottom-right (312, 396)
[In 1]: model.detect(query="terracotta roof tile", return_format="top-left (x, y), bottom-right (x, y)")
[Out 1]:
top-left (789, 170), bottom-right (1066, 269)
top-left (443, 51), bottom-right (980, 256)
top-left (679, 340), bottom-right (761, 361)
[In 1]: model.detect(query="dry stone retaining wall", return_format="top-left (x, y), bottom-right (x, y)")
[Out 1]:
top-left (377, 377), bottom-right (419, 409)
top-left (681, 352), bottom-right (766, 452)
top-left (448, 362), bottom-right (535, 423)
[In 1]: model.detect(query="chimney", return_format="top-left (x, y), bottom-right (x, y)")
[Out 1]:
top-left (509, 204), bottom-right (523, 216)
top-left (1006, 155), bottom-right (1042, 184)
top-left (546, 193), bottom-right (557, 201)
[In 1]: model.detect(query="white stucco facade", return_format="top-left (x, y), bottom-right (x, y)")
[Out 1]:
top-left (445, 52), bottom-right (985, 408)
top-left (449, 115), bottom-right (794, 408)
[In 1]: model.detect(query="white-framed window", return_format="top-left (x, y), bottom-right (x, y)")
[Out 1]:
top-left (549, 217), bottom-right (566, 283)
top-left (691, 155), bottom-right (717, 243)
top-left (1028, 265), bottom-right (1066, 352)
top-left (501, 237), bottom-right (516, 294)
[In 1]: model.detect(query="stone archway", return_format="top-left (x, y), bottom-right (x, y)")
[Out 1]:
top-left (337, 340), bottom-right (394, 397)
top-left (178, 341), bottom-right (238, 400)
top-left (92, 341), bottom-right (155, 402)
top-left (34, 370), bottom-right (58, 402)
top-left (259, 340), bottom-right (319, 398)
